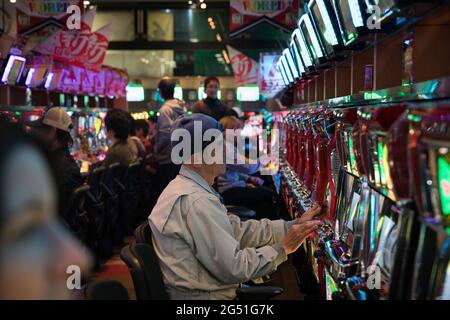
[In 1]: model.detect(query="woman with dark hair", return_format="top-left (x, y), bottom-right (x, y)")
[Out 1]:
top-left (34, 108), bottom-right (83, 201)
top-left (192, 76), bottom-right (238, 121)
top-left (0, 123), bottom-right (91, 299)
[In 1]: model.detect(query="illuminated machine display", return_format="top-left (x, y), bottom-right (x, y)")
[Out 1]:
top-left (0, 54), bottom-right (27, 106)
top-left (274, 0), bottom-right (448, 300)
top-left (308, 0), bottom-right (342, 58)
top-left (406, 108), bottom-right (450, 300)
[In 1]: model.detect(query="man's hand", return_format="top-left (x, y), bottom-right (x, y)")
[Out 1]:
top-left (280, 220), bottom-right (322, 255)
top-left (297, 205), bottom-right (322, 224)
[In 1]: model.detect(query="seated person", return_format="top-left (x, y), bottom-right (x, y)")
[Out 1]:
top-left (32, 108), bottom-right (83, 202)
top-left (148, 113), bottom-right (322, 300)
top-left (0, 123), bottom-right (91, 299)
top-left (103, 109), bottom-right (138, 167)
top-left (127, 113), bottom-right (146, 160)
top-left (216, 116), bottom-right (276, 219)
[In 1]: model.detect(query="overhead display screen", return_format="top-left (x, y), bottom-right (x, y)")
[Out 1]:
top-left (309, 0), bottom-right (340, 57)
top-left (290, 40), bottom-right (306, 75)
top-left (333, 0), bottom-right (365, 46)
top-left (365, 0), bottom-right (397, 22)
top-left (292, 28), bottom-right (314, 69)
top-left (299, 14), bottom-right (325, 65)
top-left (277, 60), bottom-right (290, 86)
top-left (283, 48), bottom-right (300, 79)
top-left (280, 55), bottom-right (295, 84)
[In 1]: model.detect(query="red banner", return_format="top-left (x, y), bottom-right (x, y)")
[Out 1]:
top-left (230, 0), bottom-right (299, 35)
top-left (259, 52), bottom-right (285, 98)
top-left (227, 45), bottom-right (259, 86)
top-left (34, 8), bottom-right (111, 72)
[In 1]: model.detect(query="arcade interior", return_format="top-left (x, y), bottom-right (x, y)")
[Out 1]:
top-left (0, 0), bottom-right (449, 302)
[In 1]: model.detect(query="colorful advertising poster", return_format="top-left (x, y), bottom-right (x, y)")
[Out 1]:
top-left (230, 0), bottom-right (299, 36)
top-left (16, 0), bottom-right (84, 43)
top-left (227, 45), bottom-right (259, 86)
top-left (259, 52), bottom-right (284, 97)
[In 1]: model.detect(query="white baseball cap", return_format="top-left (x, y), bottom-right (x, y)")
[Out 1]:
top-left (42, 108), bottom-right (73, 132)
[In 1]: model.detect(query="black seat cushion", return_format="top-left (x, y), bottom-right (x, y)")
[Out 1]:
top-left (120, 243), bottom-right (168, 300)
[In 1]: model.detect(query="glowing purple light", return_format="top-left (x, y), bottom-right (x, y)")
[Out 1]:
top-left (45, 72), bottom-right (55, 90)
top-left (25, 68), bottom-right (35, 86)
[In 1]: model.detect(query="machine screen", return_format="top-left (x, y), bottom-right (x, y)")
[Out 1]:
top-left (372, 208), bottom-right (398, 299)
top-left (290, 42), bottom-right (305, 75)
top-left (368, 190), bottom-right (382, 260)
top-left (325, 268), bottom-right (338, 300)
top-left (310, 0), bottom-right (338, 56)
top-left (348, 134), bottom-right (358, 175)
top-left (293, 29), bottom-right (313, 68)
top-left (437, 153), bottom-right (450, 216)
top-left (333, 0), bottom-right (362, 46)
top-left (3, 57), bottom-right (25, 85)
top-left (299, 18), bottom-right (320, 65)
top-left (365, 0), bottom-right (396, 21)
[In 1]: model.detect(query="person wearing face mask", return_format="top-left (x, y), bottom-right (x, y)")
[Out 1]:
top-left (192, 77), bottom-right (238, 121)
top-left (0, 124), bottom-right (91, 300)
top-left (149, 113), bottom-right (322, 300)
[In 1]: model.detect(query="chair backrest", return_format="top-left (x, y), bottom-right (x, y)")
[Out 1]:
top-left (84, 280), bottom-right (130, 300)
top-left (120, 242), bottom-right (168, 300)
top-left (134, 222), bottom-right (152, 246)
top-left (123, 161), bottom-right (142, 190)
top-left (64, 185), bottom-right (90, 242)
top-left (87, 166), bottom-right (107, 199)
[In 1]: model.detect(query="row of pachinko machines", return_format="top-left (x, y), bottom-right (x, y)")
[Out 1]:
top-left (275, 104), bottom-right (450, 300)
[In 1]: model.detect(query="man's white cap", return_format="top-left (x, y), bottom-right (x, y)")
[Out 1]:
top-left (42, 108), bottom-right (73, 132)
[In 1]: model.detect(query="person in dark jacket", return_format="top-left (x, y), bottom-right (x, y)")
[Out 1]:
top-left (33, 108), bottom-right (83, 200)
top-left (192, 77), bottom-right (238, 121)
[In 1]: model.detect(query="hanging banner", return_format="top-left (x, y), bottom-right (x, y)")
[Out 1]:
top-left (34, 8), bottom-right (111, 72)
top-left (230, 0), bottom-right (299, 36)
top-left (16, 0), bottom-right (84, 43)
top-left (259, 52), bottom-right (285, 97)
top-left (227, 45), bottom-right (259, 86)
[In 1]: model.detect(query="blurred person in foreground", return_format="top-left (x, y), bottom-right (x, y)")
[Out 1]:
top-left (154, 77), bottom-right (186, 196)
top-left (0, 124), bottom-right (91, 299)
top-left (192, 76), bottom-right (238, 121)
top-left (149, 113), bottom-right (322, 299)
top-left (215, 116), bottom-right (277, 219)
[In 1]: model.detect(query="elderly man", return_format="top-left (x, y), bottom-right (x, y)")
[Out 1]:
top-left (148, 113), bottom-right (322, 300)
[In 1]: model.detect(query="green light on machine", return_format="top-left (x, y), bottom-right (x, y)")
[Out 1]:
top-left (438, 155), bottom-right (450, 216)
top-left (407, 114), bottom-right (422, 123)
top-left (187, 111), bottom-right (193, 115)
top-left (149, 110), bottom-right (155, 116)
